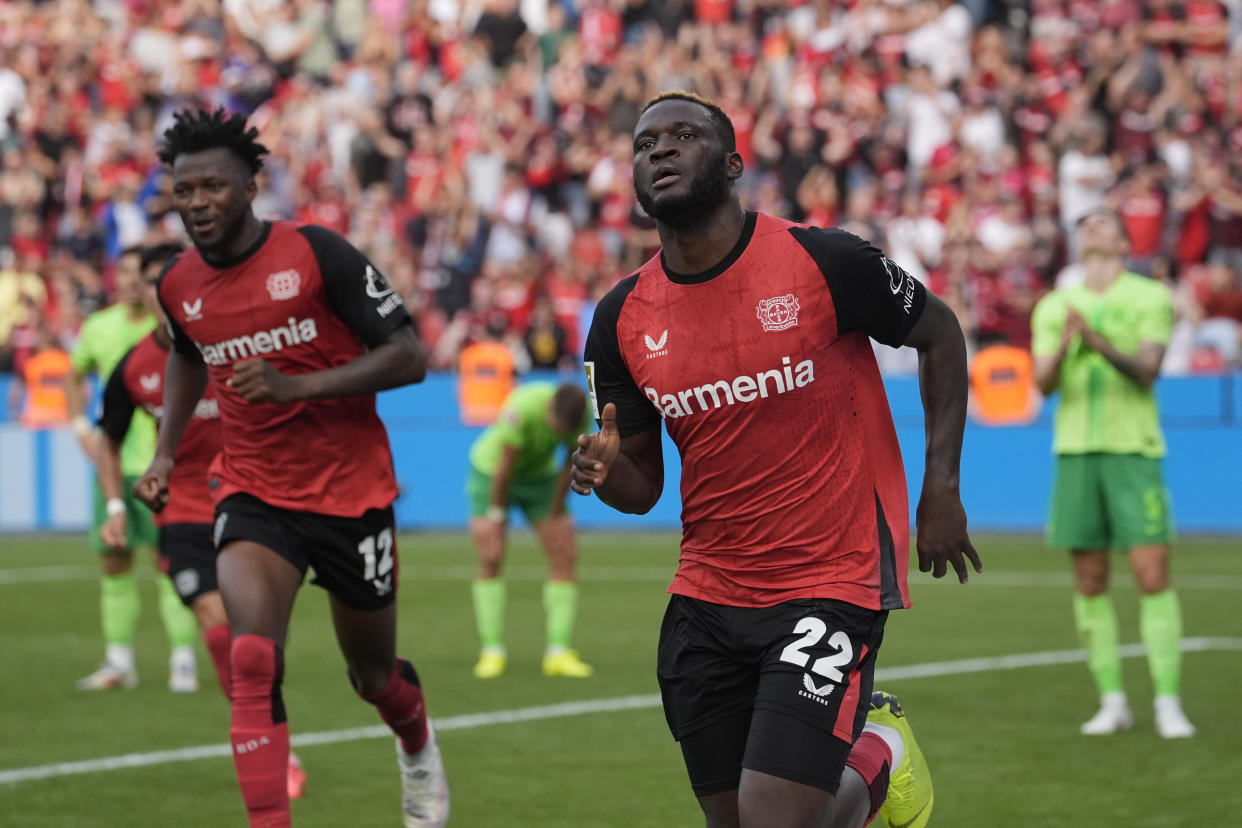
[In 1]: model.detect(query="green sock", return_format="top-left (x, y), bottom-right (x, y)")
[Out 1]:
top-left (543, 581), bottom-right (578, 652)
top-left (157, 576), bottom-right (198, 649)
top-left (1073, 593), bottom-right (1123, 696)
top-left (1140, 590), bottom-right (1183, 697)
top-left (101, 573), bottom-right (141, 646)
top-left (472, 579), bottom-right (506, 650)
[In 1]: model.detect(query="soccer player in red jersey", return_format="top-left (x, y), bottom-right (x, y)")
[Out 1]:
top-left (572, 92), bottom-right (981, 828)
top-left (98, 241), bottom-right (308, 800)
top-left (134, 109), bottom-right (448, 828)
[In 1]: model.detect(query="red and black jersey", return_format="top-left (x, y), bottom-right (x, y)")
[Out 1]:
top-left (157, 221), bottom-right (410, 517)
top-left (98, 332), bottom-right (220, 526)
top-left (584, 212), bottom-right (926, 611)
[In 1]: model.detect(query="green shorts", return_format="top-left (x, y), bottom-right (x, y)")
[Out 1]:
top-left (466, 467), bottom-right (562, 524)
top-left (1047, 453), bottom-right (1174, 550)
top-left (90, 477), bottom-right (159, 555)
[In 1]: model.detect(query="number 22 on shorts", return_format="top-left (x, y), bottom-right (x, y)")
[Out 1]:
top-left (779, 617), bottom-right (854, 684)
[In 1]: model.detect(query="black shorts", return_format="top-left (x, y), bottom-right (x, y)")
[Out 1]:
top-left (657, 594), bottom-right (887, 796)
top-left (160, 523), bottom-right (219, 608)
top-left (213, 493), bottom-right (399, 611)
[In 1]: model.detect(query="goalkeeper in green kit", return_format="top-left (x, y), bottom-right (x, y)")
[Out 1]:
top-left (466, 381), bottom-right (595, 679)
top-left (1032, 209), bottom-right (1193, 739)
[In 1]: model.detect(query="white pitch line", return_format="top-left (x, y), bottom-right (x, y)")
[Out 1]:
top-left (1, 637), bottom-right (1239, 787)
top-left (2, 564), bottom-right (1241, 590)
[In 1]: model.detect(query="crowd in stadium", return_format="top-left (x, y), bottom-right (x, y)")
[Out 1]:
top-left (1, 0), bottom-right (1241, 400)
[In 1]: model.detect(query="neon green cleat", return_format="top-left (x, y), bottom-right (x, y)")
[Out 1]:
top-left (472, 650), bottom-right (507, 679)
top-left (869, 691), bottom-right (933, 828)
top-left (542, 650), bottom-right (593, 678)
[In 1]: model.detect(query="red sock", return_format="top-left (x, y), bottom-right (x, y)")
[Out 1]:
top-left (230, 635), bottom-right (291, 828)
top-left (203, 624), bottom-right (232, 699)
top-left (846, 731), bottom-right (892, 827)
top-left (360, 658), bottom-right (428, 755)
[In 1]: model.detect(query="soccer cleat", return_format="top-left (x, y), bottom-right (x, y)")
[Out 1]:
top-left (396, 722), bottom-right (450, 827)
top-left (75, 663), bottom-right (138, 691)
top-left (168, 659), bottom-right (199, 693)
top-left (869, 691), bottom-right (933, 828)
top-left (1080, 693), bottom-right (1133, 735)
top-left (472, 650), bottom-right (507, 679)
top-left (542, 649), bottom-right (594, 678)
top-left (1154, 697), bottom-right (1195, 739)
top-left (287, 751), bottom-right (308, 800)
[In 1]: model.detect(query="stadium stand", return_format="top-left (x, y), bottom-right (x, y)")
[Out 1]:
top-left (1, 0), bottom-right (1241, 392)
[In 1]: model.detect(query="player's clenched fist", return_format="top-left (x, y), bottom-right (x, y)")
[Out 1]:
top-left (571, 402), bottom-right (621, 495)
top-left (134, 454), bottom-right (174, 513)
top-left (227, 359), bottom-right (302, 404)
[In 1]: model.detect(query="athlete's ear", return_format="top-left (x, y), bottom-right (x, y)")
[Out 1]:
top-left (725, 151), bottom-right (744, 182)
top-left (244, 175), bottom-right (258, 203)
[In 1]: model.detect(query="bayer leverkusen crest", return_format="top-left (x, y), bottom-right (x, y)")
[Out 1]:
top-left (756, 294), bottom-right (800, 332)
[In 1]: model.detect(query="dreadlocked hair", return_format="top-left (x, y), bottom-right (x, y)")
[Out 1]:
top-left (641, 91), bottom-right (736, 153)
top-left (157, 108), bottom-right (268, 174)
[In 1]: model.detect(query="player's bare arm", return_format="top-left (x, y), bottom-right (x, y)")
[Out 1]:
top-left (135, 349), bottom-right (207, 513)
top-left (1034, 310), bottom-right (1084, 395)
top-left (903, 292), bottom-right (982, 583)
top-left (1073, 307), bottom-right (1166, 389)
top-left (570, 403), bottom-right (664, 514)
top-left (96, 438), bottom-right (128, 551)
top-left (549, 454), bottom-right (574, 518)
top-left (64, 368), bottom-right (102, 461)
top-left (227, 324), bottom-right (426, 404)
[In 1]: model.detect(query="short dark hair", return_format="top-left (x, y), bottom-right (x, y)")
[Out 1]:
top-left (157, 108), bottom-right (269, 174)
top-left (641, 91), bottom-right (736, 153)
top-left (140, 241), bottom-right (185, 273)
top-left (119, 245), bottom-right (144, 261)
top-left (551, 384), bottom-right (587, 430)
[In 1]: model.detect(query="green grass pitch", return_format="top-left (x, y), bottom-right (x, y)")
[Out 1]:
top-left (0, 532), bottom-right (1239, 827)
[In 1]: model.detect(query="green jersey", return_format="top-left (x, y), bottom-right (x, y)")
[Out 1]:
top-left (1031, 271), bottom-right (1172, 458)
top-left (72, 304), bottom-right (158, 476)
top-left (469, 382), bottom-right (592, 480)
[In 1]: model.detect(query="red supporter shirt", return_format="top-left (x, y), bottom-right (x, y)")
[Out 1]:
top-left (585, 212), bottom-right (924, 611)
top-left (157, 222), bottom-right (410, 517)
top-left (98, 333), bottom-right (220, 526)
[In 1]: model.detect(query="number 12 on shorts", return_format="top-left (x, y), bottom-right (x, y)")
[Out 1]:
top-left (357, 528), bottom-right (394, 589)
top-left (780, 617), bottom-right (854, 684)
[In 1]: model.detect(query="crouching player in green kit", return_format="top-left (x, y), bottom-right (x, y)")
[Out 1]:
top-left (466, 382), bottom-right (595, 679)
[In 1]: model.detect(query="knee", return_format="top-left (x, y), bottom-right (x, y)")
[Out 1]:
top-left (231, 635), bottom-right (283, 699)
top-left (1134, 569), bottom-right (1169, 594)
top-left (1075, 572), bottom-right (1109, 597)
top-left (349, 658), bottom-right (397, 697)
top-left (101, 553), bottom-right (132, 576)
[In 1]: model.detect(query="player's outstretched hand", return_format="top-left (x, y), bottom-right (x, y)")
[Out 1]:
top-left (227, 359), bottom-right (303, 404)
top-left (570, 402), bottom-right (621, 496)
top-left (915, 486), bottom-right (982, 583)
top-left (134, 454), bottom-right (174, 514)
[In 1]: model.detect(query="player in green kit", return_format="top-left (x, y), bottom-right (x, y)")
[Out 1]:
top-left (466, 381), bottom-right (595, 679)
top-left (66, 246), bottom-right (200, 692)
top-left (1032, 209), bottom-right (1193, 739)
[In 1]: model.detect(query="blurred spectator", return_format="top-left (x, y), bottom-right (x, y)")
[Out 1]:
top-left (11, 321), bottom-right (72, 428)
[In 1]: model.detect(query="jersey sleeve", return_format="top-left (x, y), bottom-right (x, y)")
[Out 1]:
top-left (583, 275), bottom-right (661, 437)
top-left (492, 392), bottom-right (530, 449)
top-left (97, 349), bottom-right (137, 444)
top-left (70, 316), bottom-right (98, 374)
top-left (788, 226), bottom-right (927, 347)
top-left (297, 225), bottom-right (411, 348)
top-left (155, 262), bottom-right (203, 361)
top-left (1137, 286), bottom-right (1174, 347)
top-left (1030, 294), bottom-right (1064, 357)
